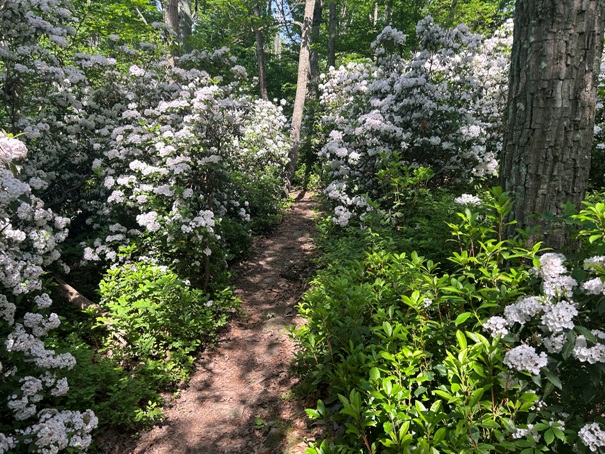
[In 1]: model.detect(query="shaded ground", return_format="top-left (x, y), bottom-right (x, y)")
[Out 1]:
top-left (101, 191), bottom-right (319, 453)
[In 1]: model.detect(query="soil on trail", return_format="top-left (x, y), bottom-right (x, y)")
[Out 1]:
top-left (118, 191), bottom-right (318, 454)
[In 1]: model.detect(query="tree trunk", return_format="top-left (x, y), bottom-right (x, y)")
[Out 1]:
top-left (180, 0), bottom-right (194, 52)
top-left (163, 0), bottom-right (180, 43)
top-left (328, 1), bottom-right (337, 68)
top-left (373, 1), bottom-right (378, 30)
top-left (310, 0), bottom-right (323, 87)
top-left (254, 2), bottom-right (268, 100)
top-left (501, 0), bottom-right (605, 250)
top-left (286, 0), bottom-right (316, 188)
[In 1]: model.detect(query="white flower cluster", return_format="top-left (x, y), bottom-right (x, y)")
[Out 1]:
top-left (582, 256), bottom-right (605, 295)
top-left (503, 345), bottom-right (548, 376)
top-left (573, 331), bottom-right (605, 364)
top-left (579, 423), bottom-right (605, 452)
top-left (534, 253), bottom-right (577, 298)
top-left (0, 132), bottom-right (28, 163)
top-left (454, 193), bottom-right (482, 206)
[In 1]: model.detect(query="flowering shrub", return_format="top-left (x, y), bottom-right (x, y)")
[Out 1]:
top-left (0, 134), bottom-right (97, 453)
top-left (481, 202), bottom-right (605, 453)
top-left (295, 189), bottom-right (605, 453)
top-left (1, 0), bottom-right (290, 448)
top-left (317, 18), bottom-right (512, 226)
top-left (79, 64), bottom-right (289, 284)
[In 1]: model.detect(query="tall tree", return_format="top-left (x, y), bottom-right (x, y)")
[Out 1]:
top-left (163, 0), bottom-right (180, 42)
top-left (253, 1), bottom-right (268, 99)
top-left (501, 0), bottom-right (605, 249)
top-left (162, 0), bottom-right (195, 52)
top-left (310, 0), bottom-right (323, 85)
top-left (327, 1), bottom-right (337, 67)
top-left (286, 0), bottom-right (316, 186)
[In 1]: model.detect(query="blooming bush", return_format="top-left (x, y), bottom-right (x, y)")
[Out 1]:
top-left (0, 133), bottom-right (97, 453)
top-left (296, 189), bottom-right (605, 453)
top-left (78, 62), bottom-right (289, 284)
top-left (317, 18), bottom-right (512, 226)
top-left (1, 0), bottom-right (290, 448)
top-left (481, 204), bottom-right (605, 452)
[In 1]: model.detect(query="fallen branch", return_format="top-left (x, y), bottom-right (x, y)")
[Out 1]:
top-left (53, 275), bottom-right (129, 347)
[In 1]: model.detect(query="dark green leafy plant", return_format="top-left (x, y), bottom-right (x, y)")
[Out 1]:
top-left (97, 262), bottom-right (240, 387)
top-left (294, 188), bottom-right (568, 453)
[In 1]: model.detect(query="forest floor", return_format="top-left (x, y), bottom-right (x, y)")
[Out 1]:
top-left (102, 190), bottom-right (320, 454)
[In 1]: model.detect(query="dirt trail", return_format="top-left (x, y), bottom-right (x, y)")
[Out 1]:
top-left (122, 191), bottom-right (318, 454)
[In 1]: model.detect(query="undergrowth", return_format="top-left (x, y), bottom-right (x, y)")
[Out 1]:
top-left (293, 186), bottom-right (605, 453)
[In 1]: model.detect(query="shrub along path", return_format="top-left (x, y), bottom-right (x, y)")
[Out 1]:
top-left (120, 191), bottom-right (318, 453)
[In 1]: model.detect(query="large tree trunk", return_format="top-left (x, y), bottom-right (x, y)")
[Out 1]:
top-left (501, 0), bottom-right (605, 250)
top-left (285, 0), bottom-right (316, 188)
top-left (328, 1), bottom-right (337, 68)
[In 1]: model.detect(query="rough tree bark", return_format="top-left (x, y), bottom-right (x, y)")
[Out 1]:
top-left (254, 1), bottom-right (268, 100)
top-left (163, 0), bottom-right (194, 53)
top-left (285, 0), bottom-right (316, 187)
top-left (501, 0), bottom-right (605, 250)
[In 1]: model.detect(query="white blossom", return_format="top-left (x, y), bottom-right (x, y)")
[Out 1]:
top-left (503, 345), bottom-right (547, 375)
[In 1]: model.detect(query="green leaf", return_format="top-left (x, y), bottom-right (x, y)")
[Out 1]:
top-left (469, 388), bottom-right (485, 407)
top-left (552, 427), bottom-right (566, 442)
top-left (562, 332), bottom-right (576, 359)
top-left (383, 421), bottom-right (394, 434)
top-left (433, 390), bottom-right (454, 401)
top-left (433, 427), bottom-right (446, 444)
top-left (370, 367), bottom-right (380, 381)
top-left (455, 312), bottom-right (472, 326)
top-left (576, 326), bottom-right (598, 344)
top-left (317, 399), bottom-right (326, 415)
top-left (456, 330), bottom-right (467, 349)
top-left (543, 369), bottom-right (562, 390)
top-left (305, 409), bottom-right (320, 419)
top-left (544, 428), bottom-right (555, 445)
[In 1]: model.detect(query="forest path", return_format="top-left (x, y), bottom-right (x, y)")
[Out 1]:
top-left (126, 191), bottom-right (318, 454)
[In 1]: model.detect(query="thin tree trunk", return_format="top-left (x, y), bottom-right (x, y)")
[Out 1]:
top-left (286, 0), bottom-right (316, 188)
top-left (501, 0), bottom-right (605, 250)
top-left (328, 1), bottom-right (337, 68)
top-left (373, 1), bottom-right (378, 30)
top-left (385, 1), bottom-right (392, 25)
top-left (254, 2), bottom-right (268, 100)
top-left (273, 34), bottom-right (282, 58)
top-left (310, 0), bottom-right (322, 87)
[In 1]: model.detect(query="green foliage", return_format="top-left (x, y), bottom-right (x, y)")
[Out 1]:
top-left (70, 0), bottom-right (161, 47)
top-left (293, 188), bottom-right (565, 452)
top-left (52, 333), bottom-right (163, 428)
top-left (424, 0), bottom-right (514, 35)
top-left (97, 262), bottom-right (240, 387)
top-left (572, 199), bottom-right (605, 255)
